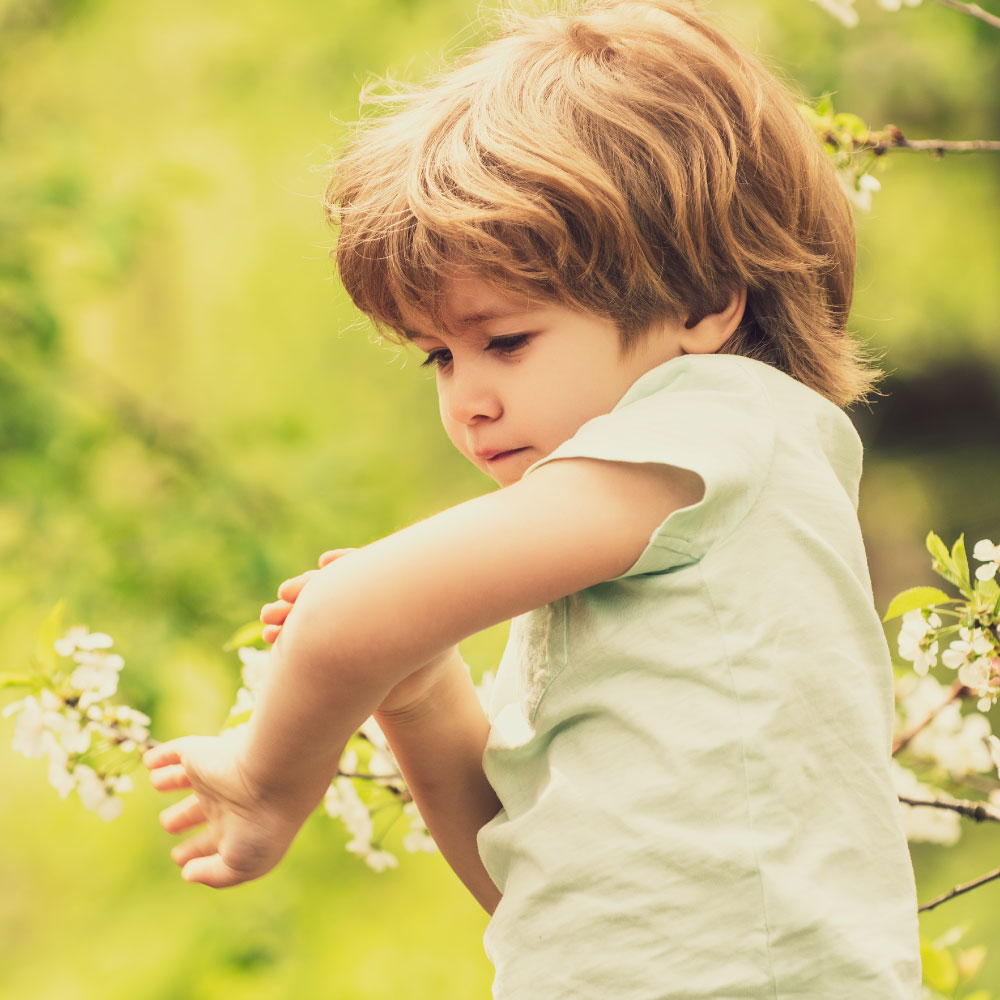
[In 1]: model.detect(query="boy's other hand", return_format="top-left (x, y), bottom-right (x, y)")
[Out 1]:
top-left (144, 727), bottom-right (311, 888)
top-left (260, 548), bottom-right (355, 643)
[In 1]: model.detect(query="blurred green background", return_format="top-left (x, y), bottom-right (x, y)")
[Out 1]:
top-left (1, 0), bottom-right (998, 996)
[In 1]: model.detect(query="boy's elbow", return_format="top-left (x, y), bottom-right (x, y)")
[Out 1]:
top-left (275, 580), bottom-right (369, 682)
top-left (275, 569), bottom-right (421, 691)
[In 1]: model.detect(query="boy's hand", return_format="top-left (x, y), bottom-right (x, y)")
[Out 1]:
top-left (260, 548), bottom-right (355, 644)
top-left (144, 727), bottom-right (314, 888)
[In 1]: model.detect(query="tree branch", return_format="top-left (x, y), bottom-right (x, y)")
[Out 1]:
top-left (893, 680), bottom-right (966, 756)
top-left (919, 866), bottom-right (1000, 913)
top-left (930, 0), bottom-right (1000, 31)
top-left (899, 794), bottom-right (1000, 824)
top-left (869, 126), bottom-right (1000, 155)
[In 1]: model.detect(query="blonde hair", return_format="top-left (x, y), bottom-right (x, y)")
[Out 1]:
top-left (327, 0), bottom-right (879, 406)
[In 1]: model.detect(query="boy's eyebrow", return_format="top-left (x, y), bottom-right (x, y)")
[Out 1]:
top-left (455, 308), bottom-right (529, 327)
top-left (402, 307), bottom-right (534, 340)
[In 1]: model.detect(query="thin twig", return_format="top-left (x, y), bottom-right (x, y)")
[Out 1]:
top-left (929, 0), bottom-right (1000, 30)
top-left (919, 866), bottom-right (1000, 913)
top-left (898, 794), bottom-right (1000, 824)
top-left (893, 680), bottom-right (966, 756)
top-left (868, 126), bottom-right (1000, 155)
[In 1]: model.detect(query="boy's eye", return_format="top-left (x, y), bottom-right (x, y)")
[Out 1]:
top-left (420, 348), bottom-right (453, 370)
top-left (487, 334), bottom-right (530, 355)
top-left (418, 335), bottom-right (530, 370)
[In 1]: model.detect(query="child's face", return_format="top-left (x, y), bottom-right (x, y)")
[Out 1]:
top-left (400, 275), bottom-right (683, 487)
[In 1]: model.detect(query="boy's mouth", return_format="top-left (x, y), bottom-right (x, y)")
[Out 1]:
top-left (478, 447), bottom-right (528, 463)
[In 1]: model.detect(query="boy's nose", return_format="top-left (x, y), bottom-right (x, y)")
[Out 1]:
top-left (441, 371), bottom-right (503, 425)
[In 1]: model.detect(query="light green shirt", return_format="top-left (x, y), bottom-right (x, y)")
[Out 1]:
top-left (477, 354), bottom-right (921, 999)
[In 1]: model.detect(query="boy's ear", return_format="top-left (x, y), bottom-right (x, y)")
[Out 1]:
top-left (678, 288), bottom-right (747, 355)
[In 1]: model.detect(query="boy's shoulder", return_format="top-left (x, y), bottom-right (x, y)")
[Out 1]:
top-left (615, 353), bottom-right (861, 460)
top-left (616, 352), bottom-right (837, 411)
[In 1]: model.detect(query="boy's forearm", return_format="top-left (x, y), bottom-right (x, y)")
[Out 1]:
top-left (237, 573), bottom-right (430, 821)
top-left (236, 565), bottom-right (502, 912)
top-left (242, 625), bottom-right (503, 913)
top-left (375, 651), bottom-right (502, 914)
top-left (238, 636), bottom-right (388, 824)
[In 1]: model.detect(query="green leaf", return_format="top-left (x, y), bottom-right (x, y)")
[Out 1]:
top-left (814, 94), bottom-right (834, 119)
top-left (833, 112), bottom-right (868, 141)
top-left (883, 586), bottom-right (953, 622)
top-left (921, 936), bottom-right (959, 994)
top-left (34, 600), bottom-right (66, 674)
top-left (973, 578), bottom-right (999, 621)
top-left (926, 532), bottom-right (970, 593)
top-left (222, 710), bottom-right (252, 729)
top-left (223, 620), bottom-right (265, 652)
top-left (0, 672), bottom-right (34, 688)
top-left (927, 531), bottom-right (952, 569)
top-left (951, 534), bottom-right (971, 590)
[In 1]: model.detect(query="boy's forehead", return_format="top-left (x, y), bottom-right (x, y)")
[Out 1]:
top-left (397, 275), bottom-right (543, 339)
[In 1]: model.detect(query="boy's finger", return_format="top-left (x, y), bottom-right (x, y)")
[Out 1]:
top-left (262, 624), bottom-right (281, 644)
top-left (318, 548), bottom-right (356, 567)
top-left (260, 600), bottom-right (293, 625)
top-left (148, 763), bottom-right (192, 793)
top-left (276, 571), bottom-right (315, 602)
top-left (160, 793), bottom-right (206, 834)
top-left (143, 739), bottom-right (186, 770)
top-left (182, 853), bottom-right (246, 889)
top-left (171, 829), bottom-right (219, 868)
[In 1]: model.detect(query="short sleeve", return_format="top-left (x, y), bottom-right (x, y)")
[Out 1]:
top-left (525, 354), bottom-right (777, 577)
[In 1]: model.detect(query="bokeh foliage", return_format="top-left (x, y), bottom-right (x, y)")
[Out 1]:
top-left (1, 0), bottom-right (998, 996)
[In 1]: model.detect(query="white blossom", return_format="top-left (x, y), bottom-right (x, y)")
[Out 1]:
top-left (362, 850), bottom-right (399, 873)
top-left (54, 626), bottom-right (114, 658)
top-left (6, 623), bottom-right (147, 821)
top-left (402, 802), bottom-right (437, 854)
top-left (227, 647), bottom-right (272, 721)
top-left (958, 656), bottom-right (994, 695)
top-left (877, 0), bottom-right (923, 9)
top-left (337, 748), bottom-right (358, 775)
top-left (47, 753), bottom-right (77, 799)
top-left (892, 761), bottom-right (961, 845)
top-left (74, 764), bottom-right (124, 821)
top-left (237, 646), bottom-right (270, 694)
top-left (973, 539), bottom-right (1000, 582)
top-left (359, 715), bottom-right (388, 749)
top-left (843, 171), bottom-right (881, 211)
top-left (69, 650), bottom-right (125, 709)
top-left (6, 692), bottom-right (91, 758)
top-left (898, 609), bottom-right (942, 675)
top-left (229, 686), bottom-right (256, 718)
top-left (988, 735), bottom-right (1000, 779)
top-left (896, 674), bottom-right (995, 779)
top-left (325, 776), bottom-right (374, 846)
top-left (5, 695), bottom-right (47, 758)
top-left (911, 706), bottom-right (993, 779)
top-left (369, 747), bottom-right (399, 778)
top-left (942, 627), bottom-right (994, 670)
top-left (113, 704), bottom-right (151, 741)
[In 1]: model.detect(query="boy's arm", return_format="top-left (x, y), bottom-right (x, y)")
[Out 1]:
top-left (258, 552), bottom-right (501, 911)
top-left (374, 648), bottom-right (502, 913)
top-left (147, 457), bottom-right (703, 890)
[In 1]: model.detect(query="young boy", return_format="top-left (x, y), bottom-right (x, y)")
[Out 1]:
top-left (146, 1), bottom-right (922, 996)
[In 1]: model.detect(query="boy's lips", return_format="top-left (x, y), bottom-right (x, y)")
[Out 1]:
top-left (475, 447), bottom-right (528, 463)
